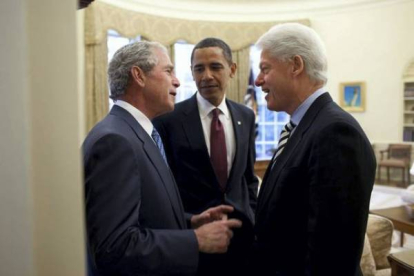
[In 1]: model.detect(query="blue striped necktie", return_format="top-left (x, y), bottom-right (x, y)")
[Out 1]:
top-left (271, 121), bottom-right (296, 168)
top-left (151, 127), bottom-right (168, 165)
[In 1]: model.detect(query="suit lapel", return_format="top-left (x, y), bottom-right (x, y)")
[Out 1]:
top-left (181, 95), bottom-right (220, 189)
top-left (226, 100), bottom-right (242, 184)
top-left (111, 106), bottom-right (186, 228)
top-left (142, 141), bottom-right (187, 228)
top-left (257, 128), bottom-right (303, 212)
top-left (258, 150), bottom-right (278, 193)
top-left (181, 95), bottom-right (209, 156)
top-left (257, 93), bottom-right (333, 213)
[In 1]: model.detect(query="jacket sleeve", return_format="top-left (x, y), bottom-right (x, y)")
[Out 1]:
top-left (306, 122), bottom-right (376, 276)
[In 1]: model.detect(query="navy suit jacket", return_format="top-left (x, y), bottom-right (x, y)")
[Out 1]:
top-left (83, 106), bottom-right (198, 276)
top-left (254, 93), bottom-right (376, 276)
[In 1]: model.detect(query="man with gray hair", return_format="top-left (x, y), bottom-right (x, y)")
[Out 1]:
top-left (83, 41), bottom-right (242, 276)
top-left (253, 23), bottom-right (376, 275)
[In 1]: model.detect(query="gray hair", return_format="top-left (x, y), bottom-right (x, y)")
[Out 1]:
top-left (256, 23), bottom-right (328, 85)
top-left (108, 41), bottom-right (168, 100)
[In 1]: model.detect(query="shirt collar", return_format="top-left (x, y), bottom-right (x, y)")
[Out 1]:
top-left (291, 87), bottom-right (327, 126)
top-left (114, 100), bottom-right (153, 136)
top-left (196, 92), bottom-right (230, 119)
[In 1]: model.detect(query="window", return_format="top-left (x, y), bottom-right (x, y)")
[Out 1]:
top-left (107, 30), bottom-right (142, 109)
top-left (106, 34), bottom-right (289, 160)
top-left (174, 42), bottom-right (197, 103)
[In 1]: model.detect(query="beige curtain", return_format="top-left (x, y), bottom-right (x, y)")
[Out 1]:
top-left (227, 47), bottom-right (251, 103)
top-left (85, 38), bottom-right (109, 132)
top-left (84, 2), bottom-right (309, 50)
top-left (165, 44), bottom-right (176, 64)
top-left (83, 1), bottom-right (310, 131)
top-left (84, 4), bottom-right (109, 132)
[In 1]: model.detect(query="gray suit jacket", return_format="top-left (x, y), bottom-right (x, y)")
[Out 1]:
top-left (83, 105), bottom-right (198, 276)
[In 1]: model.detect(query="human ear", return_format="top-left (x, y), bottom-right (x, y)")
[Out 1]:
top-left (292, 55), bottom-right (304, 76)
top-left (130, 66), bottom-right (146, 87)
top-left (230, 63), bottom-right (237, 78)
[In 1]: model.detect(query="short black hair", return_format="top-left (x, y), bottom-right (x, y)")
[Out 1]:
top-left (191, 37), bottom-right (233, 65)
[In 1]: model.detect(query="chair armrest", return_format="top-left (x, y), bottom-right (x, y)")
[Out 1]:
top-left (379, 149), bottom-right (389, 160)
top-left (367, 214), bottom-right (393, 270)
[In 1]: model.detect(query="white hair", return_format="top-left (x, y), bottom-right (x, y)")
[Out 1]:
top-left (108, 41), bottom-right (168, 100)
top-left (256, 23), bottom-right (328, 85)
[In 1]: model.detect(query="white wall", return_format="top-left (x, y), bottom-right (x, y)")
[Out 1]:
top-left (77, 10), bottom-right (86, 142)
top-left (312, 0), bottom-right (414, 143)
top-left (0, 0), bottom-right (86, 275)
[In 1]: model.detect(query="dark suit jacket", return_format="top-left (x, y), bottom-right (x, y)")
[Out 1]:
top-left (254, 93), bottom-right (376, 276)
top-left (153, 94), bottom-right (258, 273)
top-left (83, 105), bottom-right (198, 276)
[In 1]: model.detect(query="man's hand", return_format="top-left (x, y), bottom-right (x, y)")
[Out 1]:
top-left (191, 205), bottom-right (234, 229)
top-left (194, 219), bottom-right (242, 253)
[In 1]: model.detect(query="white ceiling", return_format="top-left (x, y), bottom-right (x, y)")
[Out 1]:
top-left (99, 0), bottom-right (409, 21)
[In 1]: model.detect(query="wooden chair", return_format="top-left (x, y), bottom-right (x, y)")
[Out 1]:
top-left (377, 144), bottom-right (412, 187)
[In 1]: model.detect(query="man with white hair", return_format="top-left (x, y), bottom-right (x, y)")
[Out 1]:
top-left (83, 41), bottom-right (242, 275)
top-left (253, 23), bottom-right (376, 275)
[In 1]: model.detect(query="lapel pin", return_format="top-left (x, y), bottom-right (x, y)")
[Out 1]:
top-left (237, 121), bottom-right (241, 125)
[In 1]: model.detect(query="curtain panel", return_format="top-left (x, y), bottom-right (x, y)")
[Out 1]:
top-left (227, 47), bottom-right (251, 103)
top-left (84, 1), bottom-right (310, 131)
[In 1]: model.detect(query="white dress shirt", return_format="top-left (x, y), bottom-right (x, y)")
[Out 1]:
top-left (114, 100), bottom-right (154, 137)
top-left (196, 92), bottom-right (236, 176)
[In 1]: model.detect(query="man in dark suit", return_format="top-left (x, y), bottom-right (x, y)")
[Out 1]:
top-left (83, 41), bottom-right (242, 276)
top-left (154, 38), bottom-right (258, 275)
top-left (252, 23), bottom-right (376, 276)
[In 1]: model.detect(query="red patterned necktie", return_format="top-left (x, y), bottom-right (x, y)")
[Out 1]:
top-left (210, 108), bottom-right (227, 192)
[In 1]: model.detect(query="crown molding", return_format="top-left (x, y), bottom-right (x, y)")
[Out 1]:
top-left (98, 0), bottom-right (412, 22)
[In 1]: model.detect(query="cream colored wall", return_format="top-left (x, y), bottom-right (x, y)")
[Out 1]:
top-left (77, 10), bottom-right (86, 142)
top-left (1, 0), bottom-right (33, 274)
top-left (1, 0), bottom-right (85, 275)
top-left (313, 0), bottom-right (414, 143)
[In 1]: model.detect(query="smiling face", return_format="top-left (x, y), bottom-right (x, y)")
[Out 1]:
top-left (143, 48), bottom-right (180, 118)
top-left (255, 49), bottom-right (295, 113)
top-left (191, 47), bottom-right (236, 107)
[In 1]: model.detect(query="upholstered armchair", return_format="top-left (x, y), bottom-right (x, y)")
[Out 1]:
top-left (377, 144), bottom-right (412, 187)
top-left (360, 214), bottom-right (393, 276)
